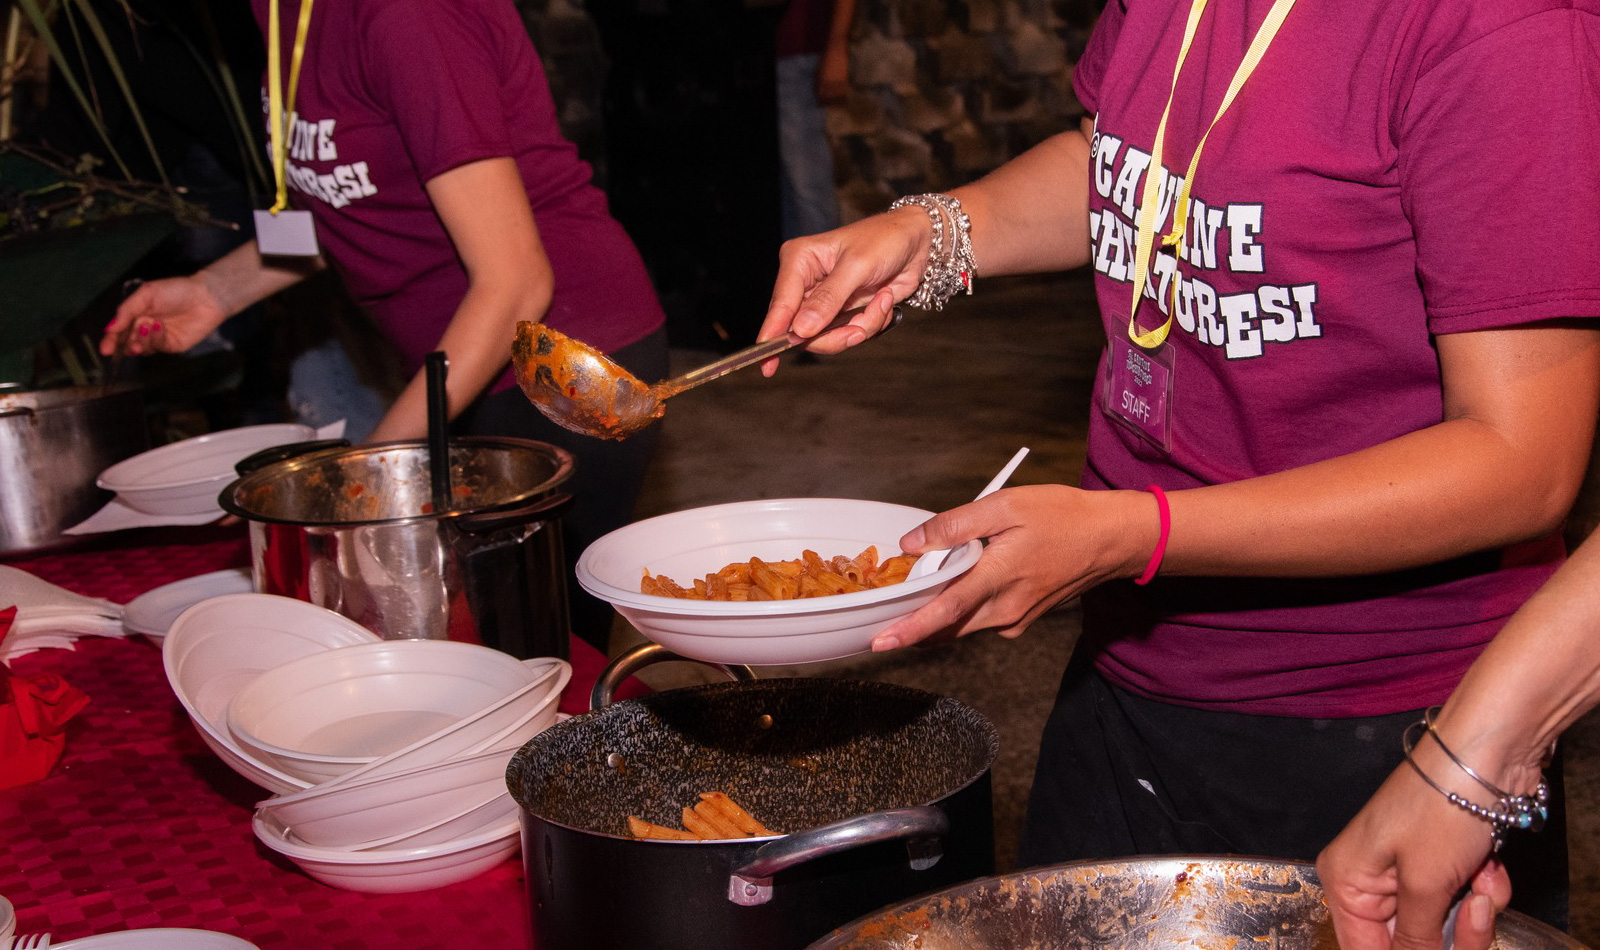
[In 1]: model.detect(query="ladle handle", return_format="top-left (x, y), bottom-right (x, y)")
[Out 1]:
top-left (651, 307), bottom-right (904, 401)
top-left (651, 335), bottom-right (800, 400)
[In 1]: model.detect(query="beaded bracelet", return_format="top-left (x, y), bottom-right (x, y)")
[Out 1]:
top-left (888, 193), bottom-right (976, 311)
top-left (1401, 713), bottom-right (1549, 852)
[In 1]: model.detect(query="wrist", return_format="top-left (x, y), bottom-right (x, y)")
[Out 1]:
top-left (887, 194), bottom-right (976, 311)
top-left (1403, 710), bottom-right (1551, 850)
top-left (1430, 705), bottom-right (1553, 798)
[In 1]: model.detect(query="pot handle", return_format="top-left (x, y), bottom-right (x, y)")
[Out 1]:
top-left (452, 491), bottom-right (574, 535)
top-left (728, 806), bottom-right (951, 907)
top-left (590, 641), bottom-right (757, 711)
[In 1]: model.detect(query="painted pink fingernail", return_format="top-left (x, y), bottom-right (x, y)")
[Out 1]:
top-left (138, 324), bottom-right (150, 337)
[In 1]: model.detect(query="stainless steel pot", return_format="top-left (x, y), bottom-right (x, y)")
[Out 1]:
top-left (218, 436), bottom-right (575, 659)
top-left (506, 644), bottom-right (1001, 950)
top-left (0, 383), bottom-right (148, 555)
top-left (805, 856), bottom-right (1588, 949)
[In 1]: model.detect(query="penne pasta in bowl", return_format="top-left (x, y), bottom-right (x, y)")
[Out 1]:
top-left (574, 498), bottom-right (981, 665)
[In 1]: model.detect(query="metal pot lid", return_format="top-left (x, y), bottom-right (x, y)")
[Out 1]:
top-left (219, 435), bottom-right (574, 527)
top-left (507, 677), bottom-right (1000, 841)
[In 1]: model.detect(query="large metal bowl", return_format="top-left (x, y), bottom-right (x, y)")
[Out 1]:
top-left (805, 856), bottom-right (1588, 949)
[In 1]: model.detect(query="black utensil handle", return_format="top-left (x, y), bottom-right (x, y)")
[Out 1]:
top-left (425, 351), bottom-right (451, 512)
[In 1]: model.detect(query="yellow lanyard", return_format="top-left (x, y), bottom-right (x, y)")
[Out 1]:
top-left (266, 0), bottom-right (316, 214)
top-left (1127, 0), bottom-right (1297, 350)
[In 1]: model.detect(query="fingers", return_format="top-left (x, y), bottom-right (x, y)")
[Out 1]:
top-left (1448, 893), bottom-right (1497, 950)
top-left (100, 289), bottom-right (165, 356)
top-left (1470, 859), bottom-right (1512, 910)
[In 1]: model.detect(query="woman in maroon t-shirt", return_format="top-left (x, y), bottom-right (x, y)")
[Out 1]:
top-left (98, 0), bottom-right (668, 651)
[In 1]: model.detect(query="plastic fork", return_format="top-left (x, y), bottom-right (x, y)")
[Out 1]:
top-left (9, 935), bottom-right (51, 949)
top-left (908, 446), bottom-right (1031, 579)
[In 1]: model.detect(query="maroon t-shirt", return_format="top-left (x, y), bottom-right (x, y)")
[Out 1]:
top-left (1074, 0), bottom-right (1600, 715)
top-left (252, 0), bottom-right (664, 391)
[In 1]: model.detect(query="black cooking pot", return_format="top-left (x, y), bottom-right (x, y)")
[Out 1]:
top-left (506, 645), bottom-right (1000, 950)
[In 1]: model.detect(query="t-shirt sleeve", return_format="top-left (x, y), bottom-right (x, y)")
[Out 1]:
top-left (361, 0), bottom-right (514, 183)
top-left (1072, 0), bottom-right (1126, 118)
top-left (1399, 7), bottom-right (1600, 333)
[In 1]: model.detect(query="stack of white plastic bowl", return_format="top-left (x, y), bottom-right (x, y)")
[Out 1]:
top-left (162, 593), bottom-right (569, 892)
top-left (98, 423), bottom-right (318, 518)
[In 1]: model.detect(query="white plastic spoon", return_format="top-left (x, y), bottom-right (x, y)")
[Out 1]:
top-left (909, 446), bottom-right (1030, 579)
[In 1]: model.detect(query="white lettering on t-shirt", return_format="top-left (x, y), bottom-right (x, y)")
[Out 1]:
top-left (259, 96), bottom-right (379, 212)
top-left (1112, 146), bottom-right (1152, 221)
top-left (1182, 199), bottom-right (1224, 271)
top-left (1088, 144), bottom-right (1322, 361)
top-left (1226, 204), bottom-right (1264, 273)
top-left (317, 120), bottom-right (338, 161)
top-left (1093, 133), bottom-right (1122, 199)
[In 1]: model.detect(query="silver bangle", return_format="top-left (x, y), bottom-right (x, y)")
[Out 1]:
top-left (1402, 716), bottom-right (1549, 852)
top-left (888, 193), bottom-right (976, 311)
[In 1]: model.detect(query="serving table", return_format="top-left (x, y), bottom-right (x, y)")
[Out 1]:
top-left (0, 524), bottom-right (630, 948)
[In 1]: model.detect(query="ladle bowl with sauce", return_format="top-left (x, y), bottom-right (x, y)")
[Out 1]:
top-left (511, 310), bottom-right (903, 441)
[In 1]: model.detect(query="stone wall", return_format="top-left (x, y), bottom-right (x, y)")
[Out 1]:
top-left (830, 0), bottom-right (1100, 221)
top-left (516, 0), bottom-right (1099, 221)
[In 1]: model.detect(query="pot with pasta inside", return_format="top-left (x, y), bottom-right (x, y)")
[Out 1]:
top-left (505, 644), bottom-right (1000, 950)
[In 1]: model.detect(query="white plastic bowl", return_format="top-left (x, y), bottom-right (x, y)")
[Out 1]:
top-left (98, 423), bottom-right (314, 515)
top-left (576, 498), bottom-right (981, 665)
top-left (162, 593), bottom-right (381, 793)
top-left (253, 809), bottom-right (520, 893)
top-left (227, 640), bottom-right (541, 783)
top-left (50, 930), bottom-right (261, 950)
top-left (258, 746), bottom-right (518, 849)
top-left (293, 655), bottom-right (569, 792)
top-left (255, 658), bottom-right (568, 847)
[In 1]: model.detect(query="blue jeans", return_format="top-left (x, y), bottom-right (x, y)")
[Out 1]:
top-left (777, 52), bottom-right (842, 241)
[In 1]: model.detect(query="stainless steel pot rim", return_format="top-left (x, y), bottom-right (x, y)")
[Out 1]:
top-left (218, 435), bottom-right (575, 527)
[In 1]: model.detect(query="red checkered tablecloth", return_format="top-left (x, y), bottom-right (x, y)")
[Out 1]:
top-left (0, 526), bottom-right (628, 948)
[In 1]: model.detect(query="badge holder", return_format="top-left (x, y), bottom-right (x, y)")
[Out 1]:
top-left (254, 209), bottom-right (319, 257)
top-left (1103, 335), bottom-right (1174, 452)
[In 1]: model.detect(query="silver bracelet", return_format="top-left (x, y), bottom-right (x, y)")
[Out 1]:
top-left (1402, 716), bottom-right (1549, 852)
top-left (888, 193), bottom-right (976, 311)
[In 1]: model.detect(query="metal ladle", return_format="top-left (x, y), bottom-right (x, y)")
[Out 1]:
top-left (511, 309), bottom-right (902, 441)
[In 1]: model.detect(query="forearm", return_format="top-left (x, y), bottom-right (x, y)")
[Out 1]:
top-left (1432, 532), bottom-right (1600, 790)
top-left (196, 241), bottom-right (324, 316)
top-left (368, 156), bottom-right (554, 443)
top-left (366, 281), bottom-right (550, 442)
top-left (1163, 325), bottom-right (1600, 578)
top-left (946, 121), bottom-right (1095, 276)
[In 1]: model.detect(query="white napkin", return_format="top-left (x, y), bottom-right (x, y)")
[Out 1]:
top-left (0, 565), bottom-right (126, 663)
top-left (64, 420), bottom-right (347, 536)
top-left (63, 498), bottom-right (226, 535)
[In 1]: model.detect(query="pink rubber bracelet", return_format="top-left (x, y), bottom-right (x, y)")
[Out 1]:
top-left (1135, 484), bottom-right (1170, 586)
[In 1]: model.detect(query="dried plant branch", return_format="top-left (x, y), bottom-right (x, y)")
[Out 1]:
top-left (1, 139), bottom-right (239, 232)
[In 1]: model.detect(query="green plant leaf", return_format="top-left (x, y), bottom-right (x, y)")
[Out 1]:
top-left (64, 0), bottom-right (170, 186)
top-left (14, 0), bottom-right (134, 180)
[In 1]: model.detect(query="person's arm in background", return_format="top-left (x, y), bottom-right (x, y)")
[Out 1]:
top-left (1317, 526), bottom-right (1600, 950)
top-left (814, 0), bottom-right (855, 105)
top-left (363, 156), bottom-right (552, 442)
top-left (98, 242), bottom-right (323, 356)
